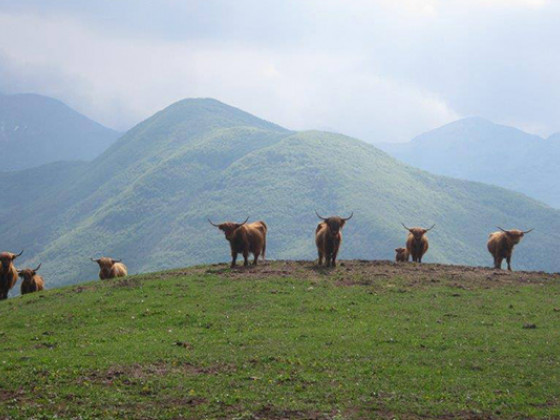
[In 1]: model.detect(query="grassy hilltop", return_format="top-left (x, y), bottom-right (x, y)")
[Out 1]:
top-left (1, 98), bottom-right (559, 289)
top-left (1, 261), bottom-right (559, 418)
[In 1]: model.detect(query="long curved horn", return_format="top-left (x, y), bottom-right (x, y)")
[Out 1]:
top-left (497, 226), bottom-right (508, 233)
top-left (425, 224), bottom-right (436, 231)
top-left (401, 222), bottom-right (411, 231)
top-left (342, 212), bottom-right (354, 221)
top-left (90, 257), bottom-right (99, 262)
top-left (14, 250), bottom-right (24, 258)
top-left (112, 259), bottom-right (122, 263)
top-left (315, 210), bottom-right (327, 220)
top-left (238, 216), bottom-right (249, 226)
top-left (523, 228), bottom-right (534, 234)
top-left (208, 218), bottom-right (221, 227)
top-left (34, 263), bottom-right (41, 272)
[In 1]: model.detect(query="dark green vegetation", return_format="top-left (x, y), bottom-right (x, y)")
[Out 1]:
top-left (1, 261), bottom-right (559, 418)
top-left (377, 117), bottom-right (560, 208)
top-left (0, 93), bottom-right (120, 171)
top-left (1, 98), bottom-right (559, 289)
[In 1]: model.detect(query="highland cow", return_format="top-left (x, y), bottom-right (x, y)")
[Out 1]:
top-left (0, 250), bottom-right (23, 300)
top-left (19, 264), bottom-right (45, 295)
top-left (315, 211), bottom-right (353, 267)
top-left (209, 217), bottom-right (267, 268)
top-left (487, 227), bottom-right (533, 271)
top-left (91, 257), bottom-right (128, 279)
top-left (402, 223), bottom-right (435, 263)
top-left (395, 247), bottom-right (409, 263)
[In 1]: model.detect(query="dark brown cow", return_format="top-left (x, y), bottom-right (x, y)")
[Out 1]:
top-left (209, 217), bottom-right (267, 268)
top-left (0, 250), bottom-right (23, 300)
top-left (91, 257), bottom-right (128, 279)
top-left (315, 211), bottom-right (353, 267)
top-left (487, 227), bottom-right (533, 271)
top-left (19, 264), bottom-right (45, 295)
top-left (395, 247), bottom-right (409, 263)
top-left (402, 223), bottom-right (435, 263)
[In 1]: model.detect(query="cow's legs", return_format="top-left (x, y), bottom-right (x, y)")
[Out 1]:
top-left (253, 251), bottom-right (259, 265)
top-left (494, 256), bottom-right (503, 269)
top-left (230, 252), bottom-right (238, 268)
top-left (318, 251), bottom-right (323, 266)
top-left (243, 250), bottom-right (249, 266)
top-left (506, 255), bottom-right (512, 271)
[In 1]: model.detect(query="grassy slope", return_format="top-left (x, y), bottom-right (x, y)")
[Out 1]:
top-left (1, 99), bottom-right (559, 289)
top-left (0, 261), bottom-right (559, 419)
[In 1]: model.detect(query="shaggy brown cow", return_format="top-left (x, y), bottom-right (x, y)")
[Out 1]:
top-left (395, 247), bottom-right (409, 263)
top-left (402, 223), bottom-right (435, 263)
top-left (209, 217), bottom-right (267, 268)
top-left (487, 227), bottom-right (533, 271)
top-left (91, 257), bottom-right (128, 279)
top-left (19, 264), bottom-right (44, 295)
top-left (0, 250), bottom-right (23, 300)
top-left (315, 211), bottom-right (353, 267)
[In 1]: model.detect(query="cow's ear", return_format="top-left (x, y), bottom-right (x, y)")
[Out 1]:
top-left (395, 248), bottom-right (399, 252)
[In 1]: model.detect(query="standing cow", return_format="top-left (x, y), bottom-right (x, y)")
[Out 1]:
top-left (209, 217), bottom-right (267, 268)
top-left (487, 227), bottom-right (533, 271)
top-left (19, 264), bottom-right (45, 295)
top-left (395, 247), bottom-right (409, 263)
top-left (91, 257), bottom-right (128, 279)
top-left (315, 211), bottom-right (353, 267)
top-left (402, 223), bottom-right (435, 263)
top-left (0, 250), bottom-right (23, 300)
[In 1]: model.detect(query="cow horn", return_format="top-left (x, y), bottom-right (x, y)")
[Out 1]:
top-left (14, 250), bottom-right (24, 258)
top-left (90, 257), bottom-right (99, 262)
top-left (523, 228), bottom-right (534, 234)
top-left (34, 263), bottom-right (41, 272)
top-left (401, 223), bottom-right (412, 231)
top-left (342, 212), bottom-right (354, 221)
top-left (238, 216), bottom-right (249, 226)
top-left (426, 224), bottom-right (436, 231)
top-left (315, 210), bottom-right (327, 220)
top-left (207, 218), bottom-right (221, 227)
top-left (497, 226), bottom-right (508, 233)
top-left (112, 259), bottom-right (122, 263)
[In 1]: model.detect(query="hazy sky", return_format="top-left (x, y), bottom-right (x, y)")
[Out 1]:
top-left (0, 0), bottom-right (558, 142)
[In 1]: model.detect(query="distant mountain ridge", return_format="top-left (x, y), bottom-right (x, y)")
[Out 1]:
top-left (0, 93), bottom-right (121, 171)
top-left (1, 99), bottom-right (559, 290)
top-left (376, 117), bottom-right (560, 207)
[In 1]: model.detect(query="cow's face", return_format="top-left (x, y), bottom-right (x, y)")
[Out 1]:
top-left (504, 229), bottom-right (525, 245)
top-left (218, 223), bottom-right (244, 241)
top-left (0, 252), bottom-right (21, 270)
top-left (324, 217), bottom-right (346, 238)
top-left (18, 268), bottom-right (37, 281)
top-left (408, 227), bottom-right (427, 241)
top-left (93, 257), bottom-right (118, 270)
top-left (395, 247), bottom-right (407, 255)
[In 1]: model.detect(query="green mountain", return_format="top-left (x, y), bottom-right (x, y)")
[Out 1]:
top-left (376, 117), bottom-right (560, 208)
top-left (1, 99), bottom-right (559, 290)
top-left (0, 93), bottom-right (121, 171)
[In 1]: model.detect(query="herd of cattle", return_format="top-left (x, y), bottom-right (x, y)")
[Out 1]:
top-left (0, 213), bottom-right (533, 299)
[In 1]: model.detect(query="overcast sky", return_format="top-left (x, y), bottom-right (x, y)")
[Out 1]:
top-left (0, 0), bottom-right (558, 142)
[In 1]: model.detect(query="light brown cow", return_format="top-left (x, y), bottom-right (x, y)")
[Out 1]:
top-left (0, 250), bottom-right (23, 300)
top-left (395, 247), bottom-right (409, 263)
top-left (209, 217), bottom-right (267, 268)
top-left (315, 211), bottom-right (353, 267)
top-left (19, 264), bottom-right (45, 295)
top-left (487, 227), bottom-right (533, 271)
top-left (402, 223), bottom-right (435, 263)
top-left (91, 257), bottom-right (128, 279)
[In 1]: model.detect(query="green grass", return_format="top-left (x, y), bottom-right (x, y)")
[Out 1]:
top-left (1, 261), bottom-right (559, 418)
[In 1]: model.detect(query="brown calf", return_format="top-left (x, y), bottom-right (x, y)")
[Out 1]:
top-left (487, 227), bottom-right (533, 271)
top-left (395, 247), bottom-right (409, 262)
top-left (315, 211), bottom-right (353, 267)
top-left (0, 250), bottom-right (23, 299)
top-left (91, 257), bottom-right (128, 279)
top-left (402, 223), bottom-right (435, 263)
top-left (209, 217), bottom-right (267, 268)
top-left (19, 264), bottom-right (45, 295)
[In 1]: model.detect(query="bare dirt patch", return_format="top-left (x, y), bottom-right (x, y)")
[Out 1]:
top-left (162, 260), bottom-right (560, 289)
